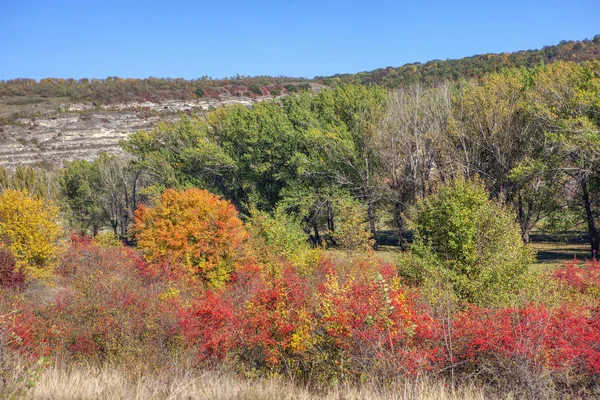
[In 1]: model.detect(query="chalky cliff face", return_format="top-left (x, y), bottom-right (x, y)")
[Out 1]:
top-left (0, 97), bottom-right (267, 168)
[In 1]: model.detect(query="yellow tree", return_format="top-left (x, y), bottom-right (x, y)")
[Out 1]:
top-left (0, 189), bottom-right (62, 280)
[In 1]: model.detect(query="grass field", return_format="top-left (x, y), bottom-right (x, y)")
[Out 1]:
top-left (24, 366), bottom-right (506, 400)
top-left (368, 230), bottom-right (592, 269)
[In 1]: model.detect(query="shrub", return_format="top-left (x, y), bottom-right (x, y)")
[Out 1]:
top-left (404, 179), bottom-right (535, 306)
top-left (134, 188), bottom-right (248, 287)
top-left (330, 198), bottom-right (374, 253)
top-left (248, 84), bottom-right (262, 96)
top-left (553, 258), bottom-right (600, 295)
top-left (284, 84), bottom-right (298, 93)
top-left (298, 83), bottom-right (311, 92)
top-left (5, 236), bottom-right (183, 366)
top-left (0, 245), bottom-right (25, 290)
top-left (245, 206), bottom-right (320, 275)
top-left (0, 189), bottom-right (62, 281)
top-left (451, 304), bottom-right (600, 396)
top-left (180, 257), bottom-right (442, 382)
top-left (314, 265), bottom-right (442, 380)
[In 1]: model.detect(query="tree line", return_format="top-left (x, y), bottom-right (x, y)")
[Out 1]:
top-left (0, 76), bottom-right (310, 105)
top-left (317, 35), bottom-right (600, 87)
top-left (2, 35), bottom-right (598, 105)
top-left (2, 60), bottom-right (599, 256)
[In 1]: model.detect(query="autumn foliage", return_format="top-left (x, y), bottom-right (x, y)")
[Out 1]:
top-left (3, 229), bottom-right (600, 396)
top-left (4, 186), bottom-right (600, 397)
top-left (133, 188), bottom-right (248, 286)
top-left (2, 235), bottom-right (183, 365)
top-left (0, 189), bottom-right (62, 281)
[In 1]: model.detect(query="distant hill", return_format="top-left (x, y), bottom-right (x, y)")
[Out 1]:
top-left (315, 35), bottom-right (600, 87)
top-left (1, 35), bottom-right (599, 113)
top-left (0, 75), bottom-right (312, 109)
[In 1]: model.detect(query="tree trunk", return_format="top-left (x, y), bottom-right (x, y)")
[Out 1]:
top-left (517, 193), bottom-right (532, 245)
top-left (581, 175), bottom-right (599, 258)
top-left (327, 200), bottom-right (335, 232)
top-left (111, 221), bottom-right (118, 238)
top-left (312, 222), bottom-right (322, 247)
top-left (393, 201), bottom-right (406, 250)
top-left (367, 199), bottom-right (378, 250)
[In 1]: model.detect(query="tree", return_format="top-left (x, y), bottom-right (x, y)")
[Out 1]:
top-left (0, 189), bottom-right (62, 281)
top-left (405, 180), bottom-right (534, 306)
top-left (330, 197), bottom-right (374, 253)
top-left (526, 61), bottom-right (600, 255)
top-left (61, 154), bottom-right (148, 239)
top-left (375, 83), bottom-right (451, 247)
top-left (60, 159), bottom-right (105, 235)
top-left (245, 205), bottom-right (320, 274)
top-left (134, 188), bottom-right (248, 287)
top-left (0, 165), bottom-right (59, 200)
top-left (305, 85), bottom-right (387, 242)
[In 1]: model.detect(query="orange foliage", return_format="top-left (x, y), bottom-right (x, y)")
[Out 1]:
top-left (133, 188), bottom-right (248, 287)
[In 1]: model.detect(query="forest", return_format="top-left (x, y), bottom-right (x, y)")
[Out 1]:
top-left (1, 59), bottom-right (600, 398)
top-left (318, 35), bottom-right (600, 87)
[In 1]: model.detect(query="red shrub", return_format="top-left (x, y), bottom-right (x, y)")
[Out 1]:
top-left (452, 304), bottom-right (600, 380)
top-left (180, 257), bottom-right (442, 379)
top-left (0, 245), bottom-right (25, 289)
top-left (553, 258), bottom-right (600, 295)
top-left (5, 236), bottom-right (183, 364)
top-left (179, 291), bottom-right (237, 361)
top-left (315, 266), bottom-right (442, 377)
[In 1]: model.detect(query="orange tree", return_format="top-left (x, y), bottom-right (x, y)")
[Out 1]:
top-left (133, 188), bottom-right (248, 287)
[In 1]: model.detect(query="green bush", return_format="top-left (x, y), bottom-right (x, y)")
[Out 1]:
top-left (331, 198), bottom-right (374, 253)
top-left (298, 83), bottom-right (311, 92)
top-left (248, 84), bottom-right (262, 95)
top-left (401, 179), bottom-right (535, 306)
top-left (246, 206), bottom-right (320, 275)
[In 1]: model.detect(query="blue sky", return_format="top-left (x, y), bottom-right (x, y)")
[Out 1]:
top-left (1, 0), bottom-right (599, 80)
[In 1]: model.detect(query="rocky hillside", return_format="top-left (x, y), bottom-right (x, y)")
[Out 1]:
top-left (0, 96), bottom-right (279, 168)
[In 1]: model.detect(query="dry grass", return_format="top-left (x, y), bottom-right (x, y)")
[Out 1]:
top-left (21, 365), bottom-right (511, 400)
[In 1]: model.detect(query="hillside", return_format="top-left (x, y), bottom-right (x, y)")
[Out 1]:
top-left (1, 35), bottom-right (599, 168)
top-left (316, 35), bottom-right (600, 87)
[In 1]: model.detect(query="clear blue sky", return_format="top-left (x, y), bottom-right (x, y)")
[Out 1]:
top-left (1, 0), bottom-right (599, 80)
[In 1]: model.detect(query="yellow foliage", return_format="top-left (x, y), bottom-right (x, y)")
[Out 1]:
top-left (331, 200), bottom-right (374, 253)
top-left (0, 189), bottom-right (62, 280)
top-left (159, 286), bottom-right (181, 301)
top-left (92, 232), bottom-right (122, 248)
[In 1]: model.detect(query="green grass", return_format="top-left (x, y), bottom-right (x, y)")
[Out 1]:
top-left (366, 230), bottom-right (592, 269)
top-left (529, 236), bottom-right (590, 268)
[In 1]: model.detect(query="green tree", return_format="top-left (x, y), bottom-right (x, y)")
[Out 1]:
top-left (60, 160), bottom-right (105, 235)
top-left (404, 179), bottom-right (535, 306)
top-left (526, 61), bottom-right (600, 256)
